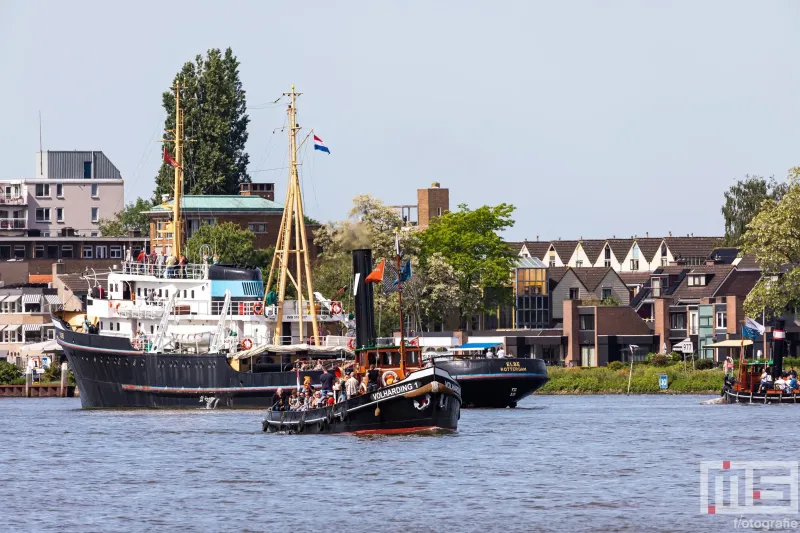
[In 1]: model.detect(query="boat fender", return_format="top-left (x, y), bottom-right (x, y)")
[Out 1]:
top-left (241, 338), bottom-right (253, 351)
top-left (382, 370), bottom-right (399, 386)
top-left (338, 404), bottom-right (348, 422)
top-left (253, 302), bottom-right (264, 315)
top-left (331, 301), bottom-right (342, 315)
top-left (326, 408), bottom-right (334, 425)
top-left (347, 338), bottom-right (356, 350)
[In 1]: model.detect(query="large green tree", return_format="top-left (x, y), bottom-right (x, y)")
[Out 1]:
top-left (418, 203), bottom-right (516, 330)
top-left (742, 168), bottom-right (800, 319)
top-left (185, 222), bottom-right (261, 266)
top-left (98, 198), bottom-right (153, 236)
top-left (722, 174), bottom-right (788, 246)
top-left (154, 48), bottom-right (250, 199)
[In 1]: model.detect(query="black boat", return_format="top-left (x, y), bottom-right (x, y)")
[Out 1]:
top-left (436, 357), bottom-right (549, 408)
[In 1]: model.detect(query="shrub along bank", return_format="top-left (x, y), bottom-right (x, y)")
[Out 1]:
top-left (540, 363), bottom-right (724, 394)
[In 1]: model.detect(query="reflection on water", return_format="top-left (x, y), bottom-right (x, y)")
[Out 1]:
top-left (1, 395), bottom-right (796, 532)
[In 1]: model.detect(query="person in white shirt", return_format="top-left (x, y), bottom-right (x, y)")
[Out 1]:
top-left (485, 349), bottom-right (494, 359)
top-left (775, 376), bottom-right (787, 391)
top-left (496, 347), bottom-right (506, 358)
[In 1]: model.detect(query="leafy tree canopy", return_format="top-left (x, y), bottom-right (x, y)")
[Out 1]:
top-left (98, 197), bottom-right (153, 237)
top-left (722, 174), bottom-right (788, 246)
top-left (185, 222), bottom-right (264, 266)
top-left (742, 168), bottom-right (800, 319)
top-left (155, 48), bottom-right (250, 199)
top-left (0, 361), bottom-right (21, 384)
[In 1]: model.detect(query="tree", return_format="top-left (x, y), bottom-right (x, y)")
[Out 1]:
top-left (154, 48), bottom-right (250, 199)
top-left (742, 168), bottom-right (800, 319)
top-left (721, 175), bottom-right (789, 246)
top-left (418, 203), bottom-right (517, 330)
top-left (416, 253), bottom-right (460, 328)
top-left (304, 215), bottom-right (321, 225)
top-left (184, 222), bottom-right (259, 265)
top-left (0, 361), bottom-right (21, 384)
top-left (98, 197), bottom-right (153, 236)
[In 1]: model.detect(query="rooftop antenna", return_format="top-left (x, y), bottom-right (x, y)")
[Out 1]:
top-left (38, 111), bottom-right (43, 175)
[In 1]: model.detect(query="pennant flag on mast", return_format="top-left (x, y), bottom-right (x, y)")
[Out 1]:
top-left (163, 147), bottom-right (180, 168)
top-left (395, 230), bottom-right (400, 256)
top-left (313, 135), bottom-right (330, 154)
top-left (365, 259), bottom-right (385, 283)
top-left (743, 317), bottom-right (765, 340)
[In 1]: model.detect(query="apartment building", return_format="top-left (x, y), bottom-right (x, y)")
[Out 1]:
top-left (0, 285), bottom-right (62, 366)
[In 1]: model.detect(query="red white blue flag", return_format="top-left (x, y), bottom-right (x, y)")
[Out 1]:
top-left (313, 135), bottom-right (330, 154)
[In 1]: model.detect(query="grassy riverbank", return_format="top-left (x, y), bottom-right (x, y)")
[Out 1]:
top-left (539, 364), bottom-right (724, 394)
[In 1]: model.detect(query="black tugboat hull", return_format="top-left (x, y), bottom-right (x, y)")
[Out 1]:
top-left (724, 388), bottom-right (800, 404)
top-left (436, 358), bottom-right (549, 408)
top-left (57, 327), bottom-right (326, 409)
top-left (262, 367), bottom-right (461, 434)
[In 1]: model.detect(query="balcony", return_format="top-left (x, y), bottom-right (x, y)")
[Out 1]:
top-left (0, 219), bottom-right (27, 230)
top-left (0, 195), bottom-right (27, 206)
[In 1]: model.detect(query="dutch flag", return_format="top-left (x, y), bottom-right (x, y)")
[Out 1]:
top-left (313, 135), bottom-right (330, 154)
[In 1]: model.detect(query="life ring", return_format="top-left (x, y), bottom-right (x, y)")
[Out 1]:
top-left (347, 338), bottom-right (356, 350)
top-left (132, 338), bottom-right (143, 350)
top-left (241, 338), bottom-right (253, 350)
top-left (253, 302), bottom-right (264, 315)
top-left (382, 370), bottom-right (399, 386)
top-left (331, 301), bottom-right (342, 315)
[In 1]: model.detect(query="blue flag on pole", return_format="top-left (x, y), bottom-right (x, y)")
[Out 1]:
top-left (393, 260), bottom-right (412, 286)
top-left (742, 325), bottom-right (760, 340)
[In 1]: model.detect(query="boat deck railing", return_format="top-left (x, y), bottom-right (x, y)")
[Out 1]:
top-left (121, 261), bottom-right (208, 280)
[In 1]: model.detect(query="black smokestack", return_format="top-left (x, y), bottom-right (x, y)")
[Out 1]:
top-left (352, 249), bottom-right (376, 349)
top-left (773, 319), bottom-right (785, 378)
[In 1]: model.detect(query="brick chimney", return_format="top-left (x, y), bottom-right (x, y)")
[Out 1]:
top-left (240, 182), bottom-right (275, 201)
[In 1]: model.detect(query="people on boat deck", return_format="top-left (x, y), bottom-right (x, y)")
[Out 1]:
top-left (360, 376), bottom-right (369, 395)
top-left (724, 355), bottom-right (734, 378)
top-left (496, 347), bottom-right (506, 358)
top-left (345, 372), bottom-right (359, 400)
top-left (136, 250), bottom-right (146, 263)
top-left (775, 375), bottom-right (787, 390)
top-left (319, 367), bottom-right (335, 394)
top-left (367, 364), bottom-right (380, 392)
top-left (485, 349), bottom-right (494, 358)
top-left (790, 368), bottom-right (798, 379)
top-left (759, 370), bottom-right (773, 393)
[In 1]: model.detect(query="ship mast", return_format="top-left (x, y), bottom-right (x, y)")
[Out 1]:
top-left (161, 83), bottom-right (185, 258)
top-left (265, 86), bottom-right (320, 346)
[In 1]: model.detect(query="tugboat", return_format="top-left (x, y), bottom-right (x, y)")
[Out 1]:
top-left (722, 320), bottom-right (799, 404)
top-left (262, 248), bottom-right (462, 434)
top-left (53, 85), bottom-right (352, 408)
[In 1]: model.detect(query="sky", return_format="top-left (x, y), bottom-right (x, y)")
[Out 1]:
top-left (1, 1), bottom-right (799, 241)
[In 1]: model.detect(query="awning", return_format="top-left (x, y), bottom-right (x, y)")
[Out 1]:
top-left (22, 324), bottom-right (42, 332)
top-left (20, 339), bottom-right (61, 353)
top-left (705, 339), bottom-right (754, 348)
top-left (0, 295), bottom-right (6, 303)
top-left (4, 325), bottom-right (20, 333)
top-left (22, 294), bottom-right (41, 305)
top-left (454, 342), bottom-right (502, 350)
top-left (3, 295), bottom-right (21, 303)
top-left (44, 295), bottom-right (62, 306)
top-left (0, 325), bottom-right (6, 332)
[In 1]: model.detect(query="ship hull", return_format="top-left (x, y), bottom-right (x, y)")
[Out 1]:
top-left (435, 358), bottom-right (549, 408)
top-left (262, 367), bottom-right (461, 434)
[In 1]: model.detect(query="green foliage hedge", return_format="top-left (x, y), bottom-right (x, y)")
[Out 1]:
top-left (540, 364), bottom-right (723, 394)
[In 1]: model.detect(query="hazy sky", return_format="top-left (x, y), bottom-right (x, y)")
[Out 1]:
top-left (2, 1), bottom-right (798, 241)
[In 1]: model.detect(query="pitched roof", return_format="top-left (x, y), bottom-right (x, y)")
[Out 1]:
top-left (714, 269), bottom-right (762, 298)
top-left (551, 240), bottom-right (578, 262)
top-left (524, 241), bottom-right (552, 260)
top-left (670, 265), bottom-right (734, 302)
top-left (507, 241), bottom-right (526, 255)
top-left (634, 238), bottom-right (665, 262)
top-left (665, 236), bottom-right (721, 261)
top-left (606, 239), bottom-right (634, 260)
top-left (56, 273), bottom-right (98, 293)
top-left (708, 247), bottom-right (740, 265)
top-left (618, 272), bottom-right (651, 285)
top-left (735, 254), bottom-right (761, 271)
top-left (149, 195), bottom-right (283, 213)
top-left (516, 257), bottom-right (547, 268)
top-left (547, 267), bottom-right (569, 283)
top-left (570, 267), bottom-right (620, 291)
top-left (579, 240), bottom-right (606, 264)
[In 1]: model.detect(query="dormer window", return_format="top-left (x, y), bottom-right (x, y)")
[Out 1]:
top-left (604, 246), bottom-right (611, 267)
top-left (687, 274), bottom-right (707, 287)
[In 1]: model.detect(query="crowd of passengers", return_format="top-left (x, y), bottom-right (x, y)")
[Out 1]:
top-left (270, 364), bottom-right (383, 411)
top-left (758, 368), bottom-right (799, 393)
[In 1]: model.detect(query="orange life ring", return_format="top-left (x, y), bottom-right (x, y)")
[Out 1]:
top-left (347, 338), bottom-right (356, 350)
top-left (382, 370), bottom-right (398, 386)
top-left (253, 302), bottom-right (264, 315)
top-left (331, 301), bottom-right (343, 315)
top-left (241, 338), bottom-right (253, 350)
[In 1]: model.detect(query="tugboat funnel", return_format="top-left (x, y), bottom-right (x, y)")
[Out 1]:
top-left (352, 248), bottom-right (376, 350)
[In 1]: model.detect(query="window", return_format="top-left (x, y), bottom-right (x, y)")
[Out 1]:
top-left (248, 223), bottom-right (267, 234)
top-left (651, 277), bottom-right (661, 298)
top-left (41, 232), bottom-right (50, 237)
top-left (687, 275), bottom-right (706, 287)
top-left (183, 290), bottom-right (187, 298)
top-left (661, 257), bottom-right (668, 267)
top-left (35, 184), bottom-right (50, 197)
top-left (13, 245), bottom-right (24, 259)
top-left (56, 207), bottom-right (64, 222)
top-left (670, 312), bottom-right (686, 330)
top-left (91, 207), bottom-right (99, 223)
top-left (604, 246), bottom-right (611, 267)
top-left (581, 346), bottom-right (596, 367)
top-left (91, 232), bottom-right (98, 237)
top-left (601, 287), bottom-right (612, 300)
top-left (137, 288), bottom-right (141, 297)
top-left (689, 311), bottom-right (699, 335)
top-left (437, 207), bottom-right (442, 216)
top-left (116, 322), bottom-right (120, 332)
top-left (82, 245), bottom-right (93, 259)
top-left (91, 184), bottom-right (99, 198)
top-left (35, 208), bottom-right (50, 222)
top-left (110, 246), bottom-right (122, 259)
top-left (46, 245), bottom-right (58, 259)
top-left (191, 290), bottom-right (195, 299)
top-left (579, 314), bottom-right (595, 330)
top-left (96, 245), bottom-right (107, 259)
top-left (56, 184), bottom-right (63, 197)
top-left (61, 245), bottom-right (73, 259)
top-left (569, 287), bottom-right (580, 300)
top-left (630, 259), bottom-right (639, 270)
top-left (47, 329), bottom-right (55, 340)
top-left (576, 260), bottom-right (583, 268)
top-left (549, 258), bottom-right (556, 268)
top-left (34, 245), bottom-right (44, 258)
top-left (84, 161), bottom-right (92, 179)
top-left (0, 246), bottom-right (9, 259)
top-left (716, 311), bottom-right (727, 329)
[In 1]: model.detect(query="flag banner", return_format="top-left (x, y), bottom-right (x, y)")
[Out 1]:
top-left (742, 326), bottom-right (761, 340)
top-left (313, 135), bottom-right (330, 154)
top-left (393, 260), bottom-right (412, 286)
top-left (381, 261), bottom-right (422, 296)
top-left (365, 259), bottom-right (385, 283)
top-left (395, 231), bottom-right (400, 257)
top-left (745, 317), bottom-right (765, 335)
top-left (163, 147), bottom-right (180, 168)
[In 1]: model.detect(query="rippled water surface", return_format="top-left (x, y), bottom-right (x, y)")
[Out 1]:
top-left (2, 395), bottom-right (798, 532)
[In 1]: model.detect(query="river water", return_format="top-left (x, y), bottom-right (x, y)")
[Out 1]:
top-left (2, 395), bottom-right (798, 533)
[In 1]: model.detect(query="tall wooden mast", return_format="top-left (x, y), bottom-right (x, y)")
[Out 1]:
top-left (162, 83), bottom-right (185, 257)
top-left (265, 86), bottom-right (320, 345)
